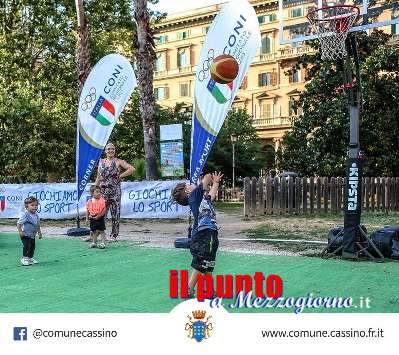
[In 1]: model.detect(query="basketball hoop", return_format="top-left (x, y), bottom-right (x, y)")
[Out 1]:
top-left (307, 5), bottom-right (360, 61)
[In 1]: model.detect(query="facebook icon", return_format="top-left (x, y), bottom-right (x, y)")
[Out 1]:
top-left (13, 327), bottom-right (28, 341)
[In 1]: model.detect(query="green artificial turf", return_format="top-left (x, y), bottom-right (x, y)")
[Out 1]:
top-left (1, 232), bottom-right (398, 313)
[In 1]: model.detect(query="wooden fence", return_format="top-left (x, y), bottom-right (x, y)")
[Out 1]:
top-left (244, 176), bottom-right (399, 217)
top-left (216, 187), bottom-right (243, 202)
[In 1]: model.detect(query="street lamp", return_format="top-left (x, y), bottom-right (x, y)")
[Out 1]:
top-left (231, 134), bottom-right (237, 189)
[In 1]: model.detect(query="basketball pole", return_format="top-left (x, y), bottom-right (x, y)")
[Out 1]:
top-left (341, 34), bottom-right (362, 259)
top-left (340, 35), bottom-right (384, 260)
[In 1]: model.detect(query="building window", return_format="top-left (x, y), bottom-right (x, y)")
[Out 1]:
top-left (290, 69), bottom-right (301, 83)
top-left (261, 34), bottom-right (272, 54)
top-left (261, 102), bottom-right (273, 119)
top-left (202, 26), bottom-right (210, 34)
top-left (155, 52), bottom-right (166, 72)
top-left (157, 35), bottom-right (168, 44)
top-left (258, 14), bottom-right (276, 24)
top-left (177, 31), bottom-right (189, 40)
top-left (154, 87), bottom-right (168, 100)
top-left (289, 96), bottom-right (302, 116)
top-left (259, 72), bottom-right (271, 86)
top-left (289, 98), bottom-right (296, 116)
top-left (291, 8), bottom-right (303, 18)
top-left (258, 72), bottom-right (277, 87)
top-left (289, 26), bottom-right (311, 47)
top-left (179, 83), bottom-right (190, 97)
top-left (177, 48), bottom-right (189, 68)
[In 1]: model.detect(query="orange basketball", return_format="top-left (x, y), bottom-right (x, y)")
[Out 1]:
top-left (210, 54), bottom-right (239, 84)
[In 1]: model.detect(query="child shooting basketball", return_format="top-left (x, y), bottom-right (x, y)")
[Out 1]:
top-left (172, 171), bottom-right (223, 298)
top-left (86, 185), bottom-right (107, 249)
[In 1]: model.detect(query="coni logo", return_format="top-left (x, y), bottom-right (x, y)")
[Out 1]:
top-left (13, 327), bottom-right (28, 341)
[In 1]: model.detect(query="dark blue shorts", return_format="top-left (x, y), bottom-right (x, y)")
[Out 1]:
top-left (89, 217), bottom-right (106, 232)
top-left (190, 229), bottom-right (219, 273)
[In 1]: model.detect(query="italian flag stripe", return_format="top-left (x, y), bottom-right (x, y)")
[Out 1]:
top-left (211, 86), bottom-right (227, 104)
top-left (102, 99), bottom-right (115, 115)
top-left (96, 106), bottom-right (114, 126)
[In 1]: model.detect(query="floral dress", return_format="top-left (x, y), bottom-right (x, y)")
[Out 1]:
top-left (99, 158), bottom-right (122, 239)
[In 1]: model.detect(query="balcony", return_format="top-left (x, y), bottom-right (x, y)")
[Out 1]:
top-left (154, 70), bottom-right (167, 78)
top-left (154, 66), bottom-right (196, 78)
top-left (179, 65), bottom-right (193, 73)
top-left (254, 46), bottom-right (315, 64)
top-left (279, 45), bottom-right (314, 58)
top-left (253, 116), bottom-right (296, 127)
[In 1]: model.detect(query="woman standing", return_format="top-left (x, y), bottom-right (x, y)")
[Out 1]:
top-left (94, 142), bottom-right (135, 240)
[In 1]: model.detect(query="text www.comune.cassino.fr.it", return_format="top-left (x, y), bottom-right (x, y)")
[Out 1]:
top-left (261, 328), bottom-right (384, 339)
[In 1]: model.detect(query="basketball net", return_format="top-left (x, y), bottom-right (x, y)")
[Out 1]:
top-left (307, 5), bottom-right (360, 61)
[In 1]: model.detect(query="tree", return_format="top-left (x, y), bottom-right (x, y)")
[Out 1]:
top-left (278, 31), bottom-right (399, 176)
top-left (75, 0), bottom-right (91, 91)
top-left (0, 0), bottom-right (134, 182)
top-left (132, 0), bottom-right (158, 180)
top-left (206, 109), bottom-right (269, 184)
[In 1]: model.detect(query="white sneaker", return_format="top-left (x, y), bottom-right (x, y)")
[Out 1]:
top-left (29, 258), bottom-right (39, 264)
top-left (20, 257), bottom-right (31, 266)
top-left (89, 242), bottom-right (97, 248)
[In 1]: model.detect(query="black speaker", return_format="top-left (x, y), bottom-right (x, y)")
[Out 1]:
top-left (368, 229), bottom-right (395, 258)
top-left (327, 227), bottom-right (344, 252)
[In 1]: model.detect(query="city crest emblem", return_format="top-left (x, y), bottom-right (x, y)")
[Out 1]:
top-left (185, 310), bottom-right (213, 342)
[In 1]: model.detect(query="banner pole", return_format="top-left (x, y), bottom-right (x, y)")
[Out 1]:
top-left (76, 203), bottom-right (81, 229)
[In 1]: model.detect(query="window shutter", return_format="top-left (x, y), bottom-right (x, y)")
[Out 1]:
top-left (271, 72), bottom-right (277, 86)
top-left (266, 72), bottom-right (272, 86)
top-left (261, 103), bottom-right (266, 118)
top-left (177, 51), bottom-right (181, 68)
top-left (165, 87), bottom-right (169, 99)
top-left (258, 73), bottom-right (262, 87)
top-left (300, 69), bottom-right (306, 81)
top-left (165, 51), bottom-right (170, 71)
top-left (190, 47), bottom-right (195, 66)
top-left (240, 76), bottom-right (248, 90)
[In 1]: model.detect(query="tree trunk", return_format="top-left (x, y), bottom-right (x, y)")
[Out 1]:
top-left (75, 0), bottom-right (91, 93)
top-left (133, 0), bottom-right (158, 180)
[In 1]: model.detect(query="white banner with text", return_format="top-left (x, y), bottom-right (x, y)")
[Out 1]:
top-left (0, 181), bottom-right (188, 219)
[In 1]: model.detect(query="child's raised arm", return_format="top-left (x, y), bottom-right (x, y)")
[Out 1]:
top-left (201, 173), bottom-right (213, 190)
top-left (210, 172), bottom-right (224, 201)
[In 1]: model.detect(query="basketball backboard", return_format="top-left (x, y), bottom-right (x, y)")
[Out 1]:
top-left (279, 0), bottom-right (399, 45)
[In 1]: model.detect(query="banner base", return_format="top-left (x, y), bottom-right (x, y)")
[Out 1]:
top-left (323, 225), bottom-right (385, 262)
top-left (67, 227), bottom-right (91, 237)
top-left (174, 238), bottom-right (191, 249)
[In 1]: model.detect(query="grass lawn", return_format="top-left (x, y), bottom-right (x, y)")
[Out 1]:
top-left (1, 232), bottom-right (398, 313)
top-left (246, 211), bottom-right (399, 254)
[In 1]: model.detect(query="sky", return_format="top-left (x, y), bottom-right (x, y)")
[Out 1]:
top-left (153, 0), bottom-right (224, 14)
